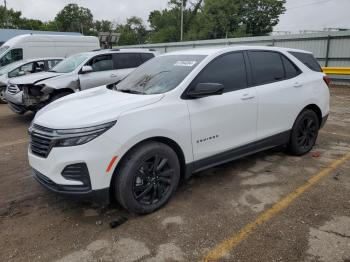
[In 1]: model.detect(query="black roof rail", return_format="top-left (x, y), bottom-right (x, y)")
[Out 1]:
top-left (92, 48), bottom-right (102, 51)
top-left (110, 48), bottom-right (120, 51)
top-left (149, 48), bottom-right (156, 51)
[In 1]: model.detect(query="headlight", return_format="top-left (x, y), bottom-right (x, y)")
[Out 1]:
top-left (54, 121), bottom-right (116, 147)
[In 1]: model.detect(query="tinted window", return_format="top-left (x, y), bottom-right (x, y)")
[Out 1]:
top-left (115, 53), bottom-right (142, 69)
top-left (141, 53), bottom-right (155, 63)
top-left (281, 55), bottom-right (301, 79)
top-left (191, 52), bottom-right (247, 92)
top-left (289, 51), bottom-right (322, 72)
top-left (248, 51), bottom-right (285, 85)
top-left (88, 55), bottom-right (113, 72)
top-left (0, 48), bottom-right (23, 67)
top-left (116, 55), bottom-right (206, 94)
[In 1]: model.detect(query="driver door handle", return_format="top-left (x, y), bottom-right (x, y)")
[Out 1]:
top-left (293, 82), bottom-right (303, 88)
top-left (241, 93), bottom-right (255, 100)
top-left (110, 73), bottom-right (118, 78)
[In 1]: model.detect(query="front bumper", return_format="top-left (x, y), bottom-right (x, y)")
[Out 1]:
top-left (33, 169), bottom-right (109, 203)
top-left (4, 89), bottom-right (23, 104)
top-left (5, 90), bottom-right (27, 114)
top-left (28, 130), bottom-right (121, 203)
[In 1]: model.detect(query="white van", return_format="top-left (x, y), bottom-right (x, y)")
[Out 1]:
top-left (0, 34), bottom-right (100, 68)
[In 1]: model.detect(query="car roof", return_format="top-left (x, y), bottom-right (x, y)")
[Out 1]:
top-left (161, 46), bottom-right (312, 57)
top-left (79, 48), bottom-right (156, 57)
top-left (21, 57), bottom-right (64, 63)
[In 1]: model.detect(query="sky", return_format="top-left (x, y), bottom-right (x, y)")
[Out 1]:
top-left (4, 0), bottom-right (350, 33)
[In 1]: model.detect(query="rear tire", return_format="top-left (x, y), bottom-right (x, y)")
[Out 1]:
top-left (114, 142), bottom-right (180, 214)
top-left (287, 109), bottom-right (319, 156)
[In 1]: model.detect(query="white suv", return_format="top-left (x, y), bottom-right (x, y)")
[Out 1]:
top-left (28, 46), bottom-right (330, 214)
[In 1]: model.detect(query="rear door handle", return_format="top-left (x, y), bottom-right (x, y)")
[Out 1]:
top-left (293, 82), bottom-right (303, 88)
top-left (241, 93), bottom-right (255, 100)
top-left (110, 73), bottom-right (118, 78)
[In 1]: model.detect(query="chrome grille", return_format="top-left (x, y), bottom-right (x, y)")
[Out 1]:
top-left (30, 124), bottom-right (55, 158)
top-left (7, 84), bottom-right (21, 95)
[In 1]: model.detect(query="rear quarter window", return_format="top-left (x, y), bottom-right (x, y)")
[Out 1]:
top-left (288, 51), bottom-right (322, 72)
top-left (141, 53), bottom-right (155, 63)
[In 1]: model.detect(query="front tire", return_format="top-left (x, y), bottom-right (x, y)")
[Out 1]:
top-left (50, 91), bottom-right (72, 102)
top-left (114, 142), bottom-right (180, 214)
top-left (288, 109), bottom-right (319, 156)
top-left (0, 86), bottom-right (7, 104)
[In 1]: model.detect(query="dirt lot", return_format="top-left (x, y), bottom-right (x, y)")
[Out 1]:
top-left (0, 86), bottom-right (350, 262)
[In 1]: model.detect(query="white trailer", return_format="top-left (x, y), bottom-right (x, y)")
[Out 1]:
top-left (0, 34), bottom-right (100, 68)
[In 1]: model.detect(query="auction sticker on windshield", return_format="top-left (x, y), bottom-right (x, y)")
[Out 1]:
top-left (174, 61), bottom-right (197, 67)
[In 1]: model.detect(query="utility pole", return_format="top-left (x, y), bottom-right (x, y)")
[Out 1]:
top-left (4, 0), bottom-right (8, 28)
top-left (180, 0), bottom-right (184, 41)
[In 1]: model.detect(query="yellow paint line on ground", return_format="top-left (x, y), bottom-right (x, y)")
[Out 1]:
top-left (203, 151), bottom-right (350, 262)
top-left (0, 138), bottom-right (29, 149)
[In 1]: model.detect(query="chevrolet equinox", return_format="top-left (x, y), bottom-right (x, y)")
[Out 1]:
top-left (28, 46), bottom-right (330, 214)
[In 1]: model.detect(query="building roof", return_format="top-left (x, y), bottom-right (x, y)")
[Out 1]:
top-left (0, 29), bottom-right (81, 44)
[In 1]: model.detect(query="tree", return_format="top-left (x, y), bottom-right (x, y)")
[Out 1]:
top-left (117, 16), bottom-right (148, 45)
top-left (0, 6), bottom-right (22, 29)
top-left (148, 0), bottom-right (198, 43)
top-left (54, 4), bottom-right (94, 34)
top-left (240, 0), bottom-right (286, 36)
top-left (94, 20), bottom-right (113, 33)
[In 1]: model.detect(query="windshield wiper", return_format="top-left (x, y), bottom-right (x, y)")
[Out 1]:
top-left (118, 89), bottom-right (144, 94)
top-left (48, 69), bottom-right (56, 72)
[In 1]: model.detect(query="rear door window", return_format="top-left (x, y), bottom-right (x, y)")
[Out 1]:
top-left (288, 51), bottom-right (322, 72)
top-left (114, 53), bottom-right (143, 69)
top-left (248, 51), bottom-right (285, 85)
top-left (191, 52), bottom-right (248, 93)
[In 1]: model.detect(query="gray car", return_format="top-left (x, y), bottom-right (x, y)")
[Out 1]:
top-left (0, 57), bottom-right (62, 103)
top-left (5, 49), bottom-right (156, 114)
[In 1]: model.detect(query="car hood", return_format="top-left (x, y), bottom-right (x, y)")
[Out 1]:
top-left (9, 71), bottom-right (63, 85)
top-left (34, 86), bottom-right (164, 129)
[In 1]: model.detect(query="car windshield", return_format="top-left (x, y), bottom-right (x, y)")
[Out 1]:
top-left (0, 45), bottom-right (9, 57)
top-left (50, 53), bottom-right (89, 73)
top-left (116, 55), bottom-right (206, 95)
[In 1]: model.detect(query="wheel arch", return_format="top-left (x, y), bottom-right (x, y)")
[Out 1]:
top-left (50, 88), bottom-right (75, 97)
top-left (109, 136), bottom-right (188, 200)
top-left (301, 104), bottom-right (323, 127)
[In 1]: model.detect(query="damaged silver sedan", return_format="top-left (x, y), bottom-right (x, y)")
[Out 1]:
top-left (5, 49), bottom-right (156, 114)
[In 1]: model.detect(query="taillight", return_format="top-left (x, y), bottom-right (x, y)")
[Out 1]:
top-left (323, 75), bottom-right (331, 87)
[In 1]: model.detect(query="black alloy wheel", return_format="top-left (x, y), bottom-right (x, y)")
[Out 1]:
top-left (115, 142), bottom-right (180, 214)
top-left (296, 116), bottom-right (317, 151)
top-left (288, 109), bottom-right (320, 156)
top-left (133, 155), bottom-right (174, 205)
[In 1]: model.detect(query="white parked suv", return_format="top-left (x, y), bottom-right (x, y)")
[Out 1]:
top-left (28, 46), bottom-right (330, 214)
top-left (5, 49), bottom-right (156, 114)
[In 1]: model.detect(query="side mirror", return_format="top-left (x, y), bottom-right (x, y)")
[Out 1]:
top-left (80, 65), bottom-right (93, 74)
top-left (187, 83), bottom-right (224, 99)
top-left (18, 71), bottom-right (25, 76)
